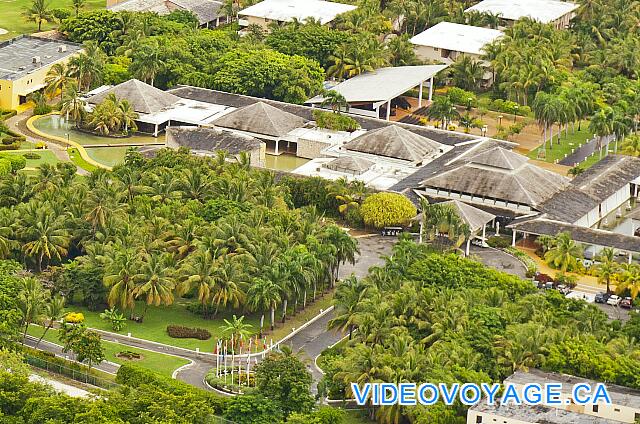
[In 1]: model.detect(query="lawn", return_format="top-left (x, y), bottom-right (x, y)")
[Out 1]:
top-left (67, 147), bottom-right (98, 172)
top-left (6, 150), bottom-right (60, 168)
top-left (526, 122), bottom-right (593, 164)
top-left (0, 0), bottom-right (105, 40)
top-left (68, 295), bottom-right (334, 352)
top-left (27, 325), bottom-right (191, 377)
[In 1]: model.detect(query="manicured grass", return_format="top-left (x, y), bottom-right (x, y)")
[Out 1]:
top-left (67, 147), bottom-right (98, 172)
top-left (5, 150), bottom-right (60, 168)
top-left (527, 122), bottom-right (593, 164)
top-left (86, 146), bottom-right (128, 168)
top-left (69, 295), bottom-right (334, 352)
top-left (0, 0), bottom-right (105, 40)
top-left (343, 410), bottom-right (374, 424)
top-left (27, 325), bottom-right (190, 377)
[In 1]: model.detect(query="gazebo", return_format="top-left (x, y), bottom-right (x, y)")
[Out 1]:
top-left (414, 199), bottom-right (496, 256)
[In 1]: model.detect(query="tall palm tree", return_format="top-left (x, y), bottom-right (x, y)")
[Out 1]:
top-left (17, 277), bottom-right (48, 344)
top-left (18, 207), bottom-right (70, 272)
top-left (427, 95), bottom-right (460, 129)
top-left (22, 0), bottom-right (53, 32)
top-left (59, 81), bottom-right (85, 126)
top-left (179, 249), bottom-right (218, 317)
top-left (67, 42), bottom-right (106, 92)
top-left (595, 247), bottom-right (617, 294)
top-left (544, 232), bottom-right (583, 272)
top-left (450, 55), bottom-right (486, 91)
top-left (35, 294), bottom-right (65, 347)
top-left (328, 276), bottom-right (364, 339)
top-left (72, 0), bottom-right (85, 16)
top-left (621, 135), bottom-right (640, 156)
top-left (320, 90), bottom-right (349, 113)
top-left (44, 63), bottom-right (69, 101)
top-left (590, 107), bottom-right (615, 157)
top-left (618, 264), bottom-right (640, 300)
top-left (134, 252), bottom-right (176, 321)
top-left (220, 315), bottom-right (253, 351)
top-left (117, 100), bottom-right (138, 134)
top-left (103, 246), bottom-right (142, 317)
top-left (246, 278), bottom-right (281, 336)
top-left (130, 41), bottom-right (163, 87)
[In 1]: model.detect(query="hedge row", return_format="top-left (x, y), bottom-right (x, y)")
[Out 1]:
top-left (166, 324), bottom-right (212, 340)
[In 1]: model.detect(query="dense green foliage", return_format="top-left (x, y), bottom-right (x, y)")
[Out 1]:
top-left (313, 110), bottom-right (360, 132)
top-left (360, 192), bottom-right (417, 228)
top-left (323, 240), bottom-right (640, 423)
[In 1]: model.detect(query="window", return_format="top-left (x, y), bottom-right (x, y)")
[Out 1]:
top-left (614, 408), bottom-right (620, 412)
top-left (592, 405), bottom-right (599, 412)
top-left (475, 416), bottom-right (482, 423)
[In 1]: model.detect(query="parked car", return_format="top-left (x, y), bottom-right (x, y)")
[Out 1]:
top-left (595, 293), bottom-right (610, 304)
top-left (544, 282), bottom-right (554, 290)
top-left (557, 284), bottom-right (571, 295)
top-left (620, 297), bottom-right (633, 309)
top-left (607, 295), bottom-right (622, 306)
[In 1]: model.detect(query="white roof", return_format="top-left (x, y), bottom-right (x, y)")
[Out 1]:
top-left (136, 99), bottom-right (236, 125)
top-left (307, 65), bottom-right (448, 105)
top-left (465, 0), bottom-right (579, 23)
top-left (410, 22), bottom-right (503, 55)
top-left (239, 0), bottom-right (356, 24)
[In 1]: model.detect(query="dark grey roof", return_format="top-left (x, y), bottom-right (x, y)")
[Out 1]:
top-left (213, 102), bottom-right (306, 138)
top-left (508, 217), bottom-right (640, 252)
top-left (170, 0), bottom-right (224, 24)
top-left (167, 126), bottom-right (262, 154)
top-left (570, 154), bottom-right (640, 203)
top-left (344, 125), bottom-right (445, 162)
top-left (507, 369), bottom-right (640, 409)
top-left (167, 85), bottom-right (477, 146)
top-left (472, 402), bottom-right (622, 424)
top-left (324, 156), bottom-right (374, 174)
top-left (87, 79), bottom-right (180, 114)
top-left (417, 144), bottom-right (569, 207)
top-left (414, 199), bottom-right (495, 232)
top-left (0, 35), bottom-right (82, 80)
top-left (537, 187), bottom-right (599, 223)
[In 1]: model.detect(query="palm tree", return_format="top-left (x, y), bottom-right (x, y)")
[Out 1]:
top-left (22, 0), bottom-right (53, 32)
top-left (18, 207), bottom-right (70, 272)
top-left (60, 81), bottom-right (85, 125)
top-left (247, 278), bottom-right (281, 336)
top-left (427, 96), bottom-right (460, 129)
top-left (621, 135), bottom-right (640, 156)
top-left (328, 276), bottom-right (363, 339)
top-left (44, 63), bottom-right (69, 101)
top-left (618, 265), bottom-right (640, 300)
top-left (450, 55), bottom-right (486, 91)
top-left (130, 41), bottom-right (163, 86)
top-left (590, 108), bottom-right (615, 158)
top-left (17, 277), bottom-right (48, 344)
top-left (35, 294), bottom-right (65, 347)
top-left (220, 315), bottom-right (253, 351)
top-left (67, 42), bottom-right (106, 92)
top-left (320, 90), bottom-right (349, 113)
top-left (595, 247), bottom-right (617, 294)
top-left (103, 246), bottom-right (142, 317)
top-left (117, 100), bottom-right (138, 134)
top-left (179, 249), bottom-right (217, 317)
top-left (134, 253), bottom-right (176, 321)
top-left (544, 232), bottom-right (583, 272)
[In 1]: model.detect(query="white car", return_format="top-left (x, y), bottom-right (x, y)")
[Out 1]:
top-left (607, 295), bottom-right (621, 306)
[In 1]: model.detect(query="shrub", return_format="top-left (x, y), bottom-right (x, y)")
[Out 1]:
top-left (166, 324), bottom-right (212, 340)
top-left (64, 312), bottom-right (85, 323)
top-left (33, 103), bottom-right (52, 116)
top-left (312, 110), bottom-right (359, 132)
top-left (535, 273), bottom-right (554, 284)
top-left (0, 143), bottom-right (19, 151)
top-left (487, 236), bottom-right (510, 249)
top-left (100, 307), bottom-right (127, 331)
top-left (447, 87), bottom-right (477, 107)
top-left (23, 152), bottom-right (41, 160)
top-left (200, 198), bottom-right (251, 222)
top-left (0, 158), bottom-right (11, 176)
top-left (360, 192), bottom-right (416, 229)
top-left (35, 142), bottom-right (46, 149)
top-left (0, 154), bottom-right (27, 173)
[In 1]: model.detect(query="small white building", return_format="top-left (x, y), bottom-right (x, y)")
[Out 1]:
top-left (238, 0), bottom-right (356, 29)
top-left (465, 0), bottom-right (579, 29)
top-left (410, 22), bottom-right (503, 64)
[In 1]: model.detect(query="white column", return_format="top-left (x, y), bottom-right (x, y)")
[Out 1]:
top-left (418, 82), bottom-right (423, 107)
top-left (482, 224), bottom-right (486, 241)
top-left (465, 239), bottom-right (470, 257)
top-left (495, 221), bottom-right (500, 236)
top-left (375, 105), bottom-right (380, 119)
top-left (511, 230), bottom-right (516, 247)
top-left (274, 140), bottom-right (279, 155)
top-left (386, 100), bottom-right (391, 121)
top-left (419, 222), bottom-right (423, 244)
top-left (153, 124), bottom-right (158, 137)
top-left (428, 77), bottom-right (433, 101)
top-left (629, 252), bottom-right (633, 264)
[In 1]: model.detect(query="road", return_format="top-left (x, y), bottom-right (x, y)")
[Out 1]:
top-left (24, 234), bottom-right (397, 390)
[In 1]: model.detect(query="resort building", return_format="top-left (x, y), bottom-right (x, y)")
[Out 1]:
top-left (409, 22), bottom-right (502, 86)
top-left (306, 65), bottom-right (448, 120)
top-left (467, 369), bottom-right (640, 424)
top-left (0, 36), bottom-right (82, 110)
top-left (166, 126), bottom-right (266, 166)
top-left (238, 0), bottom-right (356, 29)
top-left (464, 0), bottom-right (579, 29)
top-left (107, 0), bottom-right (227, 27)
top-left (85, 79), bottom-right (234, 136)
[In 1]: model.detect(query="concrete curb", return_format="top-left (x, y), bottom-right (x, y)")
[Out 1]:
top-left (25, 112), bottom-right (110, 171)
top-left (171, 359), bottom-right (195, 379)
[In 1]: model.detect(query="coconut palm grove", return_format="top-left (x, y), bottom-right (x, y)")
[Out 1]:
top-left (2, 0), bottom-right (640, 423)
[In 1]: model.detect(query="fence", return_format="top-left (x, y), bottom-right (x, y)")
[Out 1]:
top-left (24, 354), bottom-right (119, 390)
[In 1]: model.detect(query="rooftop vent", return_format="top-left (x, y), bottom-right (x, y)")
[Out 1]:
top-left (57, 45), bottom-right (67, 53)
top-left (32, 56), bottom-right (41, 64)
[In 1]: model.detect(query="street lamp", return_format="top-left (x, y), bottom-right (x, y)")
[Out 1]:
top-left (481, 125), bottom-right (488, 137)
top-left (498, 115), bottom-right (503, 127)
top-left (466, 97), bottom-right (473, 111)
top-left (514, 105), bottom-right (519, 122)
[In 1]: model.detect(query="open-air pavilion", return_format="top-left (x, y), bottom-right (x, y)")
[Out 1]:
top-left (414, 199), bottom-right (496, 256)
top-left (306, 65), bottom-right (448, 120)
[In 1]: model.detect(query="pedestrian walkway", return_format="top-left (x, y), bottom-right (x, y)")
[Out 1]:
top-left (29, 374), bottom-right (92, 398)
top-left (559, 134), bottom-right (614, 166)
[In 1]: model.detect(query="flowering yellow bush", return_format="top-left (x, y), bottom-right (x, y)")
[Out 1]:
top-left (361, 192), bottom-right (417, 229)
top-left (64, 312), bottom-right (85, 323)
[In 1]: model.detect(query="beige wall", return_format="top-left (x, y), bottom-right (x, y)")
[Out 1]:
top-left (296, 138), bottom-right (331, 160)
top-left (0, 56), bottom-right (77, 111)
top-left (467, 410), bottom-right (531, 424)
top-left (241, 15), bottom-right (275, 29)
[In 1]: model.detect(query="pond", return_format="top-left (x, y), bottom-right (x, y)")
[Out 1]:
top-left (32, 115), bottom-right (160, 146)
top-left (264, 154), bottom-right (309, 172)
top-left (85, 147), bottom-right (129, 168)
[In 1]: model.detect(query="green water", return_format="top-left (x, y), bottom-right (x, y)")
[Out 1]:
top-left (264, 154), bottom-right (309, 172)
top-left (32, 115), bottom-right (159, 146)
top-left (85, 147), bottom-right (128, 168)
